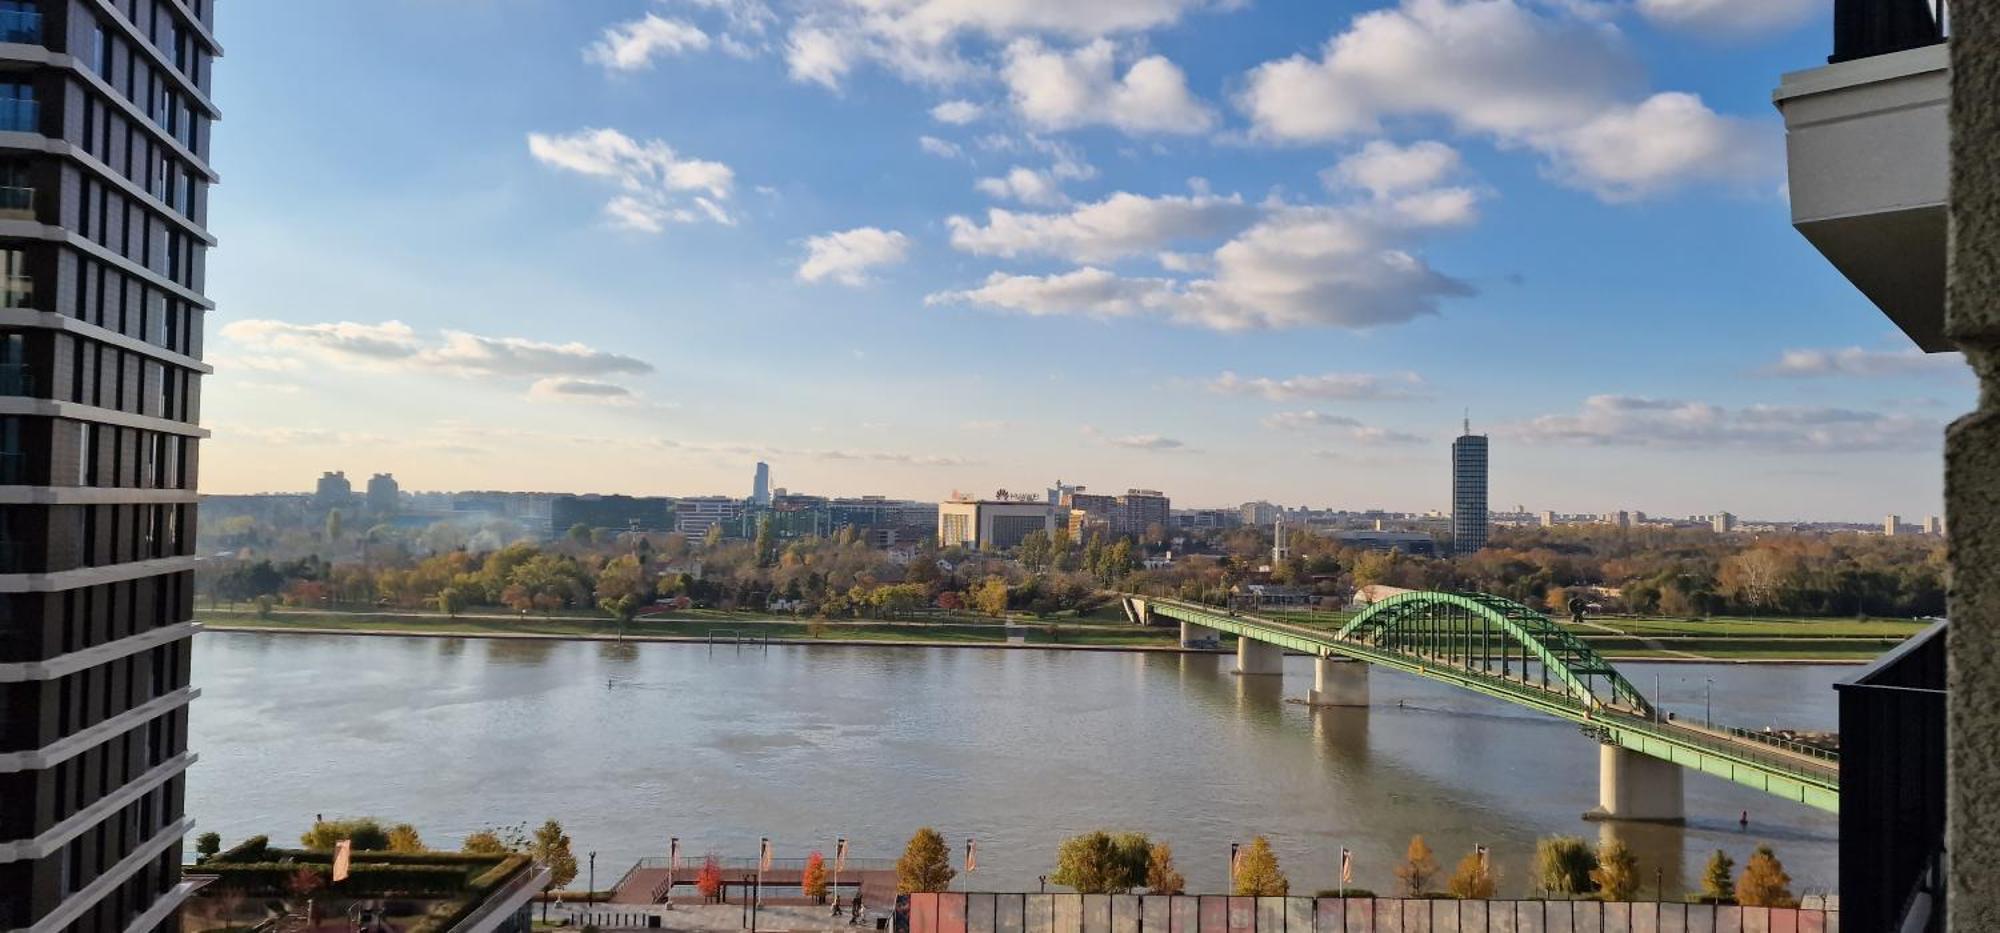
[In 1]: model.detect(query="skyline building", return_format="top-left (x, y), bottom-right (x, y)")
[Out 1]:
top-left (366, 472), bottom-right (399, 513)
top-left (1884, 513), bottom-right (1902, 537)
top-left (0, 2), bottom-right (220, 932)
top-left (1451, 419), bottom-right (1489, 554)
top-left (751, 461), bottom-right (770, 506)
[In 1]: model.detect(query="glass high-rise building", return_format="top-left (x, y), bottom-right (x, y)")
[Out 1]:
top-left (1451, 421), bottom-right (1488, 554)
top-left (0, 2), bottom-right (218, 932)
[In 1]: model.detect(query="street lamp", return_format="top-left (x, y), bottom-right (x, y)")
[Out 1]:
top-left (588, 851), bottom-right (597, 918)
top-left (1705, 676), bottom-right (1714, 728)
top-left (1229, 843), bottom-right (1239, 890)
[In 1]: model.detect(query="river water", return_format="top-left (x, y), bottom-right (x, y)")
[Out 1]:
top-left (185, 633), bottom-right (1842, 898)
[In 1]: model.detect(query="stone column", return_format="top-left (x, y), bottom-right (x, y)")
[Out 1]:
top-left (1307, 656), bottom-right (1369, 706)
top-left (1586, 746), bottom-right (1685, 824)
top-left (1235, 636), bottom-right (1284, 676)
top-left (1947, 9), bottom-right (2000, 926)
top-left (1178, 621), bottom-right (1219, 647)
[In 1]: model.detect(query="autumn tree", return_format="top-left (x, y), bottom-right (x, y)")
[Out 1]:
top-left (462, 830), bottom-right (510, 855)
top-left (1591, 840), bottom-right (1640, 901)
top-left (1734, 845), bottom-right (1796, 907)
top-left (529, 819), bottom-right (580, 891)
top-left (386, 823), bottom-right (425, 853)
top-left (1233, 837), bottom-right (1288, 896)
top-left (1394, 835), bottom-right (1441, 896)
top-left (897, 827), bottom-right (957, 893)
top-left (1447, 849), bottom-right (1498, 900)
top-left (1050, 831), bottom-right (1151, 894)
top-left (697, 856), bottom-right (724, 902)
top-left (801, 851), bottom-right (830, 903)
top-left (1145, 842), bottom-right (1186, 895)
top-left (301, 818), bottom-right (390, 851)
top-left (973, 577), bottom-right (1010, 618)
top-left (1534, 836), bottom-right (1599, 898)
top-left (1699, 850), bottom-right (1736, 903)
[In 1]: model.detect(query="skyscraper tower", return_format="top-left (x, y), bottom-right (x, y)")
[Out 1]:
top-left (0, 2), bottom-right (219, 929)
top-left (1452, 416), bottom-right (1489, 554)
top-left (1272, 513), bottom-right (1290, 564)
top-left (752, 461), bottom-right (771, 505)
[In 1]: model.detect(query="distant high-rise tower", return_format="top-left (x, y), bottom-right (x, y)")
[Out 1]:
top-left (1272, 514), bottom-right (1290, 564)
top-left (1539, 510), bottom-right (1557, 528)
top-left (1885, 514), bottom-right (1902, 536)
top-left (752, 461), bottom-right (771, 505)
top-left (367, 473), bottom-right (402, 513)
top-left (1926, 515), bottom-right (1945, 536)
top-left (1451, 417), bottom-right (1489, 554)
top-left (1713, 511), bottom-right (1737, 534)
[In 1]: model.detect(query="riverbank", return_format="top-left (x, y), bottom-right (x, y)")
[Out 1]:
top-left (195, 609), bottom-right (1884, 662)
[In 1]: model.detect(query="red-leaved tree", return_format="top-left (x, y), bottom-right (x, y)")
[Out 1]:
top-left (802, 851), bottom-right (830, 902)
top-left (697, 856), bottom-right (724, 902)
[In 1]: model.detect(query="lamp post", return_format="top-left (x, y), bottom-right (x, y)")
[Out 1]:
top-left (1705, 677), bottom-right (1713, 728)
top-left (1229, 843), bottom-right (1239, 892)
top-left (589, 851), bottom-right (597, 917)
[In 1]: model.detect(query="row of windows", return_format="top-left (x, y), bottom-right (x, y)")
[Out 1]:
top-left (88, 5), bottom-right (214, 153)
top-left (54, 845), bottom-right (180, 933)
top-left (49, 331), bottom-right (201, 423)
top-left (66, 259), bottom-right (203, 358)
top-left (0, 502), bottom-right (194, 572)
top-left (72, 143), bottom-right (206, 262)
top-left (56, 775), bottom-right (183, 901)
top-left (52, 571), bottom-right (190, 656)
top-left (47, 664), bottom-right (184, 794)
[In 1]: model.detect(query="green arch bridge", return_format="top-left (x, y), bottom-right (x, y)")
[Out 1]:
top-left (1120, 591), bottom-right (1840, 817)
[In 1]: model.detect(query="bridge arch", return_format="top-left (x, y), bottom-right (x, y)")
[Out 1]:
top-left (1336, 591), bottom-right (1653, 716)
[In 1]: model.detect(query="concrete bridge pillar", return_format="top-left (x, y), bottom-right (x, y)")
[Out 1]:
top-left (1235, 637), bottom-right (1284, 676)
top-left (1122, 597), bottom-right (1152, 625)
top-left (1587, 745), bottom-right (1685, 823)
top-left (1179, 621), bottom-right (1219, 647)
top-left (1308, 656), bottom-right (1369, 706)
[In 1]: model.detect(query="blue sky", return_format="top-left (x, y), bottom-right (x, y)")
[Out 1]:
top-left (200, 0), bottom-right (1971, 521)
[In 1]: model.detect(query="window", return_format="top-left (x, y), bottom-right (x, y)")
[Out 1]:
top-left (0, 79), bottom-right (31, 134)
top-left (93, 24), bottom-right (108, 74)
top-left (0, 1), bottom-right (40, 46)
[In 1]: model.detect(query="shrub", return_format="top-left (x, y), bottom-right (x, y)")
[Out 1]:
top-left (1534, 836), bottom-right (1598, 897)
top-left (1591, 841), bottom-right (1640, 901)
top-left (302, 818), bottom-right (392, 852)
top-left (196, 832), bottom-right (222, 863)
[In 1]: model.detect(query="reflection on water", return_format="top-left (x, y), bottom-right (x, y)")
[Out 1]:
top-left (187, 633), bottom-right (1840, 898)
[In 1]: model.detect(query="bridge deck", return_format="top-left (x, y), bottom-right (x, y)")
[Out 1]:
top-left (1140, 596), bottom-right (1840, 812)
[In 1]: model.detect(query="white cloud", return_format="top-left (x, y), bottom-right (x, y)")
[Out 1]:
top-left (586, 13), bottom-right (711, 71)
top-left (1326, 140), bottom-right (1462, 197)
top-left (1237, 0), bottom-right (1775, 200)
top-left (1261, 410), bottom-right (1361, 430)
top-left (931, 99), bottom-right (985, 124)
top-left (947, 191), bottom-right (1255, 262)
top-left (528, 128), bottom-right (736, 229)
top-left (219, 320), bottom-right (655, 382)
top-left (1002, 39), bottom-right (1215, 135)
top-left (1505, 395), bottom-right (1940, 452)
top-left (217, 320), bottom-right (424, 367)
top-left (798, 227), bottom-right (913, 285)
top-left (425, 332), bottom-right (654, 378)
top-left (1102, 432), bottom-right (1186, 450)
top-left (926, 267), bottom-right (1175, 318)
top-left (1210, 370), bottom-right (1430, 401)
top-left (918, 135), bottom-right (963, 159)
top-left (1764, 347), bottom-right (1969, 378)
top-left (784, 27), bottom-right (853, 88)
top-left (528, 377), bottom-right (639, 404)
top-left (1635, 0), bottom-right (1820, 38)
top-left (975, 167), bottom-right (1069, 206)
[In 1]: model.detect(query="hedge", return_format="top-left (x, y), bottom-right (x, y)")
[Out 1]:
top-left (408, 856), bottom-right (532, 933)
top-left (202, 863), bottom-right (474, 897)
top-left (212, 836), bottom-right (272, 864)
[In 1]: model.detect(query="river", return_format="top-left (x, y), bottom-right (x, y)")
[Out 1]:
top-left (185, 633), bottom-right (1842, 898)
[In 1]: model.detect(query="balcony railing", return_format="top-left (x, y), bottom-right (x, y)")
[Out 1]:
top-left (0, 275), bottom-right (29, 309)
top-left (0, 9), bottom-right (40, 45)
top-left (0, 97), bottom-right (35, 133)
top-left (0, 185), bottom-right (31, 219)
top-left (1833, 0), bottom-right (1948, 63)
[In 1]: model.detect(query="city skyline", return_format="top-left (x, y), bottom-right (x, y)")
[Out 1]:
top-left (200, 0), bottom-right (1969, 519)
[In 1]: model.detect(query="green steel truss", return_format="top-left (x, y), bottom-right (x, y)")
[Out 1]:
top-left (1133, 592), bottom-right (1841, 812)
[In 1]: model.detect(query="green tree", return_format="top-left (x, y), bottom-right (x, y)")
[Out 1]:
top-left (529, 820), bottom-right (580, 891)
top-left (1050, 831), bottom-right (1151, 894)
top-left (1699, 850), bottom-right (1736, 903)
top-left (896, 827), bottom-right (957, 893)
top-left (1145, 842), bottom-right (1186, 895)
top-left (801, 851), bottom-right (830, 902)
top-left (1233, 837), bottom-right (1288, 896)
top-left (1591, 840), bottom-right (1640, 901)
top-left (973, 577), bottom-right (1010, 618)
top-left (1447, 850), bottom-right (1498, 900)
top-left (386, 823), bottom-right (425, 853)
top-left (1394, 835), bottom-right (1440, 896)
top-left (195, 832), bottom-right (222, 863)
top-left (1534, 836), bottom-right (1599, 897)
top-left (567, 523), bottom-right (593, 546)
top-left (301, 818), bottom-right (390, 851)
top-left (1018, 531), bottom-right (1054, 574)
top-left (433, 585), bottom-right (473, 617)
top-left (1734, 845), bottom-right (1795, 907)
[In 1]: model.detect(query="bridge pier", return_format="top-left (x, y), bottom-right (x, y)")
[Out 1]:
top-left (1122, 597), bottom-right (1152, 626)
top-left (1179, 621), bottom-right (1219, 648)
top-left (1236, 637), bottom-right (1284, 676)
top-left (1586, 745), bottom-right (1686, 824)
top-left (1307, 656), bottom-right (1369, 706)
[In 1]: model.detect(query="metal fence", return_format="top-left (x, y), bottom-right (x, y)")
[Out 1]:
top-left (903, 894), bottom-right (1838, 933)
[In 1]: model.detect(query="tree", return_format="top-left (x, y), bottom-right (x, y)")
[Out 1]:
top-left (897, 827), bottom-right (957, 893)
top-left (386, 823), bottom-right (425, 853)
top-left (195, 832), bottom-right (221, 863)
top-left (801, 851), bottom-right (830, 902)
top-left (703, 523), bottom-right (725, 550)
top-left (1534, 836), bottom-right (1598, 897)
top-left (462, 830), bottom-right (510, 855)
top-left (1394, 835), bottom-right (1440, 896)
top-left (1699, 850), bottom-right (1736, 903)
top-left (696, 856), bottom-right (725, 902)
top-left (1050, 831), bottom-right (1150, 894)
top-left (433, 585), bottom-right (472, 618)
top-left (1735, 845), bottom-right (1796, 907)
top-left (1233, 836), bottom-right (1288, 896)
top-left (1448, 849), bottom-right (1497, 900)
top-left (1018, 531), bottom-right (1054, 574)
top-left (529, 819), bottom-right (580, 891)
top-left (1591, 840), bottom-right (1640, 901)
top-left (1145, 842), bottom-right (1186, 895)
top-left (973, 576), bottom-right (1010, 618)
top-left (301, 818), bottom-right (390, 851)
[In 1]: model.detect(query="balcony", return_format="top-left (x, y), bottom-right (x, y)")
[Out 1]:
top-left (0, 185), bottom-right (30, 220)
top-left (0, 96), bottom-right (34, 134)
top-left (1774, 0), bottom-right (1950, 350)
top-left (0, 275), bottom-right (28, 309)
top-left (0, 9), bottom-right (39, 46)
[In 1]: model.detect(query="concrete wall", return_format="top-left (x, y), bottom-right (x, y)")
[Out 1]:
top-left (1948, 5), bottom-right (2000, 930)
top-left (902, 893), bottom-right (1837, 933)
